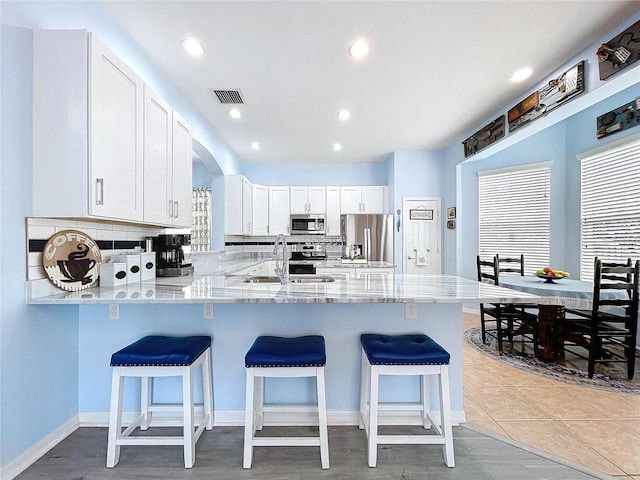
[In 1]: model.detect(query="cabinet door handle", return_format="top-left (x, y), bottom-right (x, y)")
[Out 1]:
top-left (174, 201), bottom-right (179, 218)
top-left (169, 200), bottom-right (174, 218)
top-left (96, 178), bottom-right (104, 205)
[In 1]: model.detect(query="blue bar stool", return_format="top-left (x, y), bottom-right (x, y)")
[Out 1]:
top-left (359, 333), bottom-right (454, 468)
top-left (243, 335), bottom-right (329, 469)
top-left (106, 335), bottom-right (214, 468)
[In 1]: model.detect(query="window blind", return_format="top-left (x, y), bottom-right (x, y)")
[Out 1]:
top-left (580, 136), bottom-right (640, 281)
top-left (478, 164), bottom-right (551, 274)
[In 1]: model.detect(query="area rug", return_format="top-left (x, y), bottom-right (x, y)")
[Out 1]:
top-left (464, 326), bottom-right (640, 394)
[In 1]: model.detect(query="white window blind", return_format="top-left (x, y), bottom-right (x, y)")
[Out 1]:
top-left (579, 136), bottom-right (640, 281)
top-left (478, 164), bottom-right (551, 274)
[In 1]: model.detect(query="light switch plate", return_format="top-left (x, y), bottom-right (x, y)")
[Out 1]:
top-left (405, 303), bottom-right (417, 319)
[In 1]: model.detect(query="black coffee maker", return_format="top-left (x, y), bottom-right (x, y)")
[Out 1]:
top-left (154, 234), bottom-right (194, 277)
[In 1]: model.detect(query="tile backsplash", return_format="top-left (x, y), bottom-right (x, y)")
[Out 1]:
top-left (26, 218), bottom-right (167, 281)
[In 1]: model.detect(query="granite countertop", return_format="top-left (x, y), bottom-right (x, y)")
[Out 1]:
top-left (27, 273), bottom-right (539, 305)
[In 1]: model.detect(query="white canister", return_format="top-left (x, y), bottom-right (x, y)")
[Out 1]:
top-left (100, 262), bottom-right (127, 287)
top-left (112, 254), bottom-right (141, 284)
top-left (140, 252), bottom-right (156, 280)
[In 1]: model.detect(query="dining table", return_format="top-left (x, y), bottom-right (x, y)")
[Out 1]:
top-left (498, 275), bottom-right (627, 360)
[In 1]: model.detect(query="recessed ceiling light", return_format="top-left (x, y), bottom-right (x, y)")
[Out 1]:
top-left (251, 142), bottom-right (260, 150)
top-left (181, 38), bottom-right (205, 56)
top-left (337, 109), bottom-right (351, 121)
top-left (227, 108), bottom-right (241, 119)
top-left (510, 67), bottom-right (532, 83)
top-left (332, 143), bottom-right (342, 152)
top-left (348, 39), bottom-right (369, 59)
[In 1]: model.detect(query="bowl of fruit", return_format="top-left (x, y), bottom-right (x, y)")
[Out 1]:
top-left (535, 267), bottom-right (570, 283)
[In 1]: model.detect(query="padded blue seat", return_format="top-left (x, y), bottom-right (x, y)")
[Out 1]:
top-left (111, 335), bottom-right (212, 366)
top-left (358, 332), bottom-right (454, 468)
top-left (107, 335), bottom-right (214, 469)
top-left (245, 335), bottom-right (326, 367)
top-left (360, 334), bottom-right (450, 366)
top-left (243, 335), bottom-right (329, 469)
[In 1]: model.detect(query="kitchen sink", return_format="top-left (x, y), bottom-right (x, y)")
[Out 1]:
top-left (290, 275), bottom-right (335, 283)
top-left (243, 275), bottom-right (335, 284)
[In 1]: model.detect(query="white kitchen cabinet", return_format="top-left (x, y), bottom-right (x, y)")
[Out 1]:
top-left (325, 187), bottom-right (341, 235)
top-left (143, 87), bottom-right (193, 227)
top-left (252, 184), bottom-right (269, 235)
top-left (225, 175), bottom-right (253, 235)
top-left (339, 186), bottom-right (387, 214)
top-left (33, 30), bottom-right (144, 222)
top-left (171, 112), bottom-right (193, 227)
top-left (290, 186), bottom-right (326, 214)
top-left (269, 186), bottom-right (290, 235)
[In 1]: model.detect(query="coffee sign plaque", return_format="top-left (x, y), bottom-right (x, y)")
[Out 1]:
top-left (42, 230), bottom-right (102, 291)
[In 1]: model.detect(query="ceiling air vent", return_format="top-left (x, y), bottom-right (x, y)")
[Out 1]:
top-left (212, 89), bottom-right (244, 104)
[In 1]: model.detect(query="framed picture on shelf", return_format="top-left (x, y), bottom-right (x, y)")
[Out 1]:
top-left (447, 207), bottom-right (456, 219)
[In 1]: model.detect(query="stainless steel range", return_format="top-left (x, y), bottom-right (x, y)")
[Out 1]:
top-left (288, 243), bottom-right (326, 275)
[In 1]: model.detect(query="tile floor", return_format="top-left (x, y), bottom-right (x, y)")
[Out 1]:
top-left (463, 311), bottom-right (640, 479)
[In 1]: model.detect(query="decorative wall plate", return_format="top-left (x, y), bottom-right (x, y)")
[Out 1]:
top-left (597, 19), bottom-right (640, 81)
top-left (508, 61), bottom-right (584, 133)
top-left (596, 96), bottom-right (640, 139)
top-left (42, 230), bottom-right (102, 291)
top-left (462, 115), bottom-right (505, 158)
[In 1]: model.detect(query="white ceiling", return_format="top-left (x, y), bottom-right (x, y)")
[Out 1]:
top-left (102, 1), bottom-right (639, 164)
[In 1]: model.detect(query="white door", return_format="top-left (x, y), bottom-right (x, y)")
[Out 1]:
top-left (242, 177), bottom-right (253, 235)
top-left (402, 197), bottom-right (441, 274)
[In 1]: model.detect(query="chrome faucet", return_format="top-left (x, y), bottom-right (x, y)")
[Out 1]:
top-left (273, 233), bottom-right (288, 284)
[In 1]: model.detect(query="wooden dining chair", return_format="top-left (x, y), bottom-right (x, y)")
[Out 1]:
top-left (495, 254), bottom-right (539, 356)
top-left (554, 258), bottom-right (639, 379)
top-left (476, 255), bottom-right (505, 351)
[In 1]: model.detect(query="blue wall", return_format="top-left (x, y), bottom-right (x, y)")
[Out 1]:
top-left (1, 24), bottom-right (80, 468)
top-left (242, 161), bottom-right (388, 186)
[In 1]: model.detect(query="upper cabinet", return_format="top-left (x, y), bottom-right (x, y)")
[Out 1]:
top-left (268, 186), bottom-right (290, 235)
top-left (225, 175), bottom-right (253, 235)
top-left (290, 186), bottom-right (326, 214)
top-left (252, 184), bottom-right (269, 235)
top-left (340, 186), bottom-right (386, 214)
top-left (143, 87), bottom-right (193, 227)
top-left (32, 30), bottom-right (191, 226)
top-left (325, 187), bottom-right (341, 235)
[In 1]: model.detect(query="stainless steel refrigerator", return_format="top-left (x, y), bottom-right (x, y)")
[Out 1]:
top-left (340, 214), bottom-right (394, 263)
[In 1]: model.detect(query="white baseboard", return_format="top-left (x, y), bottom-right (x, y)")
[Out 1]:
top-left (1, 415), bottom-right (79, 480)
top-left (2, 408), bottom-right (466, 479)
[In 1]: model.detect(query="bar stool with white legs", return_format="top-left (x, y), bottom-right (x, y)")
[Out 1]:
top-left (243, 335), bottom-right (329, 469)
top-left (359, 333), bottom-right (454, 468)
top-left (107, 335), bottom-right (214, 468)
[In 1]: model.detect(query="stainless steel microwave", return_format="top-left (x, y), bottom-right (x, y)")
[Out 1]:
top-left (290, 215), bottom-right (325, 235)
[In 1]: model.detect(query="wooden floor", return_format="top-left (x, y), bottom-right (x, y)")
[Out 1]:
top-left (15, 424), bottom-right (614, 480)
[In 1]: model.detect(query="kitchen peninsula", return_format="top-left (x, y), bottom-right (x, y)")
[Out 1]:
top-left (27, 271), bottom-right (537, 425)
